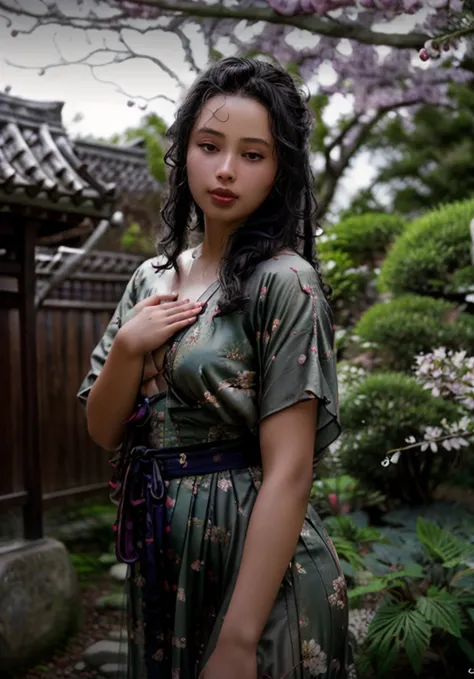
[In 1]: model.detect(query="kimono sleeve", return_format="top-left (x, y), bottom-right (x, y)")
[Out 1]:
top-left (253, 264), bottom-right (341, 459)
top-left (76, 265), bottom-right (141, 408)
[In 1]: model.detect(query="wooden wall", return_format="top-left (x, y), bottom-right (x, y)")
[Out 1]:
top-left (0, 302), bottom-right (115, 506)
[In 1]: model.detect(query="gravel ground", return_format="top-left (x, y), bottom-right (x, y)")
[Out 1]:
top-left (13, 576), bottom-right (124, 679)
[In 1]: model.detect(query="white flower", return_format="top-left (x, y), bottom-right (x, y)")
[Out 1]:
top-left (217, 478), bottom-right (232, 492)
top-left (413, 347), bottom-right (474, 413)
top-left (349, 608), bottom-right (376, 646)
top-left (420, 425), bottom-right (445, 452)
top-left (301, 639), bottom-right (328, 676)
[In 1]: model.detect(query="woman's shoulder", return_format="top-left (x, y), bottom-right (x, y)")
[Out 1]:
top-left (128, 254), bottom-right (172, 297)
top-left (251, 250), bottom-right (318, 287)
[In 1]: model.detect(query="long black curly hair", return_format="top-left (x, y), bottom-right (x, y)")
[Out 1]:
top-left (156, 56), bottom-right (329, 313)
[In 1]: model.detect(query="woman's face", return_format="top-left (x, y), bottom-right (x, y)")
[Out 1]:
top-left (186, 94), bottom-right (278, 229)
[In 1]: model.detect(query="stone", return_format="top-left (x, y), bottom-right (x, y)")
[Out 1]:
top-left (99, 662), bottom-right (128, 679)
top-left (96, 592), bottom-right (126, 611)
top-left (74, 661), bottom-right (86, 671)
top-left (0, 538), bottom-right (79, 674)
top-left (108, 628), bottom-right (127, 642)
top-left (83, 640), bottom-right (127, 668)
top-left (109, 563), bottom-right (127, 582)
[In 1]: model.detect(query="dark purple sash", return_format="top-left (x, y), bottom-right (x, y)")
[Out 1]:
top-left (114, 437), bottom-right (260, 564)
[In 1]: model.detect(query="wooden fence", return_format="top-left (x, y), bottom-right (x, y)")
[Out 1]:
top-left (0, 249), bottom-right (143, 515)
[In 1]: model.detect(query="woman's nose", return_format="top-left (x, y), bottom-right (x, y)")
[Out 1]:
top-left (216, 157), bottom-right (236, 182)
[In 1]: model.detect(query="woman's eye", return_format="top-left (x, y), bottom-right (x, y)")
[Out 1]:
top-left (245, 152), bottom-right (264, 161)
top-left (199, 143), bottom-right (217, 152)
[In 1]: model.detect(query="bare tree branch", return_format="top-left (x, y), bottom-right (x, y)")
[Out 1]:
top-left (1, 3), bottom-right (202, 92)
top-left (167, 16), bottom-right (200, 74)
top-left (5, 50), bottom-right (178, 105)
top-left (317, 98), bottom-right (425, 218)
top-left (117, 31), bottom-right (187, 88)
top-left (87, 68), bottom-right (176, 105)
top-left (0, 0), bottom-right (429, 48)
top-left (113, 0), bottom-right (429, 48)
top-left (324, 115), bottom-right (362, 161)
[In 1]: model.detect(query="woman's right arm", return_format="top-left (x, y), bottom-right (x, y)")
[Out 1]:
top-left (85, 331), bottom-right (144, 451)
top-left (85, 294), bottom-right (203, 450)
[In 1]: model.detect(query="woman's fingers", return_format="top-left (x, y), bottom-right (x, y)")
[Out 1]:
top-left (166, 308), bottom-right (201, 324)
top-left (165, 301), bottom-right (202, 317)
top-left (168, 316), bottom-right (198, 333)
top-left (137, 293), bottom-right (179, 310)
top-left (158, 299), bottom-right (187, 311)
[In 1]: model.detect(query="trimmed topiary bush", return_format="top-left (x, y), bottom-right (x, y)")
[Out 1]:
top-left (378, 199), bottom-right (474, 296)
top-left (339, 372), bottom-right (463, 504)
top-left (321, 212), bottom-right (406, 266)
top-left (319, 248), bottom-right (369, 308)
top-left (354, 294), bottom-right (474, 370)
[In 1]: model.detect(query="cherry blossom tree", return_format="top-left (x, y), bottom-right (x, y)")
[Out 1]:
top-left (1, 0), bottom-right (473, 217)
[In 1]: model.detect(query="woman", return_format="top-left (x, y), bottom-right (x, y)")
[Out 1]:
top-left (78, 57), bottom-right (356, 679)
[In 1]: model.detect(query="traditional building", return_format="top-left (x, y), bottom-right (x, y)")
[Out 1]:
top-left (0, 90), bottom-right (158, 540)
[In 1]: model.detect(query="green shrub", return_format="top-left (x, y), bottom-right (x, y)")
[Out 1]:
top-left (378, 198), bottom-right (474, 296)
top-left (354, 294), bottom-right (474, 370)
top-left (339, 372), bottom-right (462, 504)
top-left (321, 212), bottom-right (406, 266)
top-left (319, 248), bottom-right (368, 306)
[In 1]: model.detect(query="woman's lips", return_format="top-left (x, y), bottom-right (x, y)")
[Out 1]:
top-left (209, 192), bottom-right (238, 206)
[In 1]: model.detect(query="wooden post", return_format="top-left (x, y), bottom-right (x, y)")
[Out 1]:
top-left (18, 224), bottom-right (43, 540)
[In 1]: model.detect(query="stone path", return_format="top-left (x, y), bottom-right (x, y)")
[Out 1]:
top-left (79, 563), bottom-right (128, 679)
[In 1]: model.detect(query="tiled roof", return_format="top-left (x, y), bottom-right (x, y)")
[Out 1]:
top-left (75, 138), bottom-right (161, 195)
top-left (0, 92), bottom-right (116, 219)
top-left (35, 245), bottom-right (144, 277)
top-left (34, 246), bottom-right (146, 303)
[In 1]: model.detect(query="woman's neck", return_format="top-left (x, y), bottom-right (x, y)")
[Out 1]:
top-left (198, 222), bottom-right (233, 264)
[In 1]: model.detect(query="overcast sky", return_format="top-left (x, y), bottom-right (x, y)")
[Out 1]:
top-left (0, 5), bottom-right (386, 213)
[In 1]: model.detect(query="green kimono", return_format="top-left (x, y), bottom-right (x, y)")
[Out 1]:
top-left (78, 251), bottom-right (356, 679)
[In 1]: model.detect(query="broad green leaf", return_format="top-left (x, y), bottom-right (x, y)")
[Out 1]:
top-left (404, 612), bottom-right (432, 675)
top-left (349, 579), bottom-right (390, 600)
top-left (346, 510), bottom-right (370, 528)
top-left (416, 590), bottom-right (462, 638)
top-left (349, 568), bottom-right (422, 600)
top-left (339, 559), bottom-right (357, 578)
top-left (403, 563), bottom-right (424, 577)
top-left (374, 641), bottom-right (399, 677)
top-left (367, 601), bottom-right (431, 676)
top-left (416, 517), bottom-right (473, 566)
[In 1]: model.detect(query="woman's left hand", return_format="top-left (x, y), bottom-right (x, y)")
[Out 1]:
top-left (199, 639), bottom-right (258, 679)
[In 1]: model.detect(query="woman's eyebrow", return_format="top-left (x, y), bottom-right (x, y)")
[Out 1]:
top-left (197, 126), bottom-right (271, 147)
